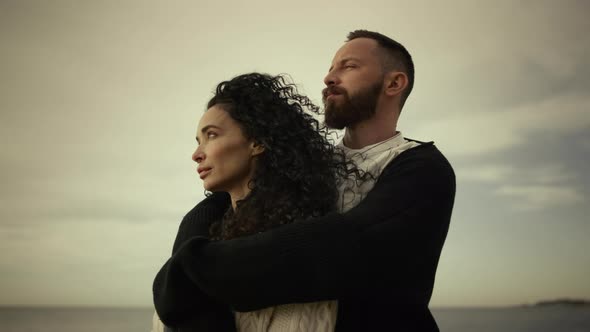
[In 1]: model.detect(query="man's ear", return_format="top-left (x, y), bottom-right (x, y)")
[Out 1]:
top-left (250, 141), bottom-right (265, 156)
top-left (384, 71), bottom-right (408, 97)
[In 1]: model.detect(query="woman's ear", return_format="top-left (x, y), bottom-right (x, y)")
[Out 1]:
top-left (250, 141), bottom-right (265, 156)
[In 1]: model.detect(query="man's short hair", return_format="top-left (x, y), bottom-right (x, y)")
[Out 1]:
top-left (347, 30), bottom-right (415, 109)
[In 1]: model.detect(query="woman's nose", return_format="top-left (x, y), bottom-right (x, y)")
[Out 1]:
top-left (192, 148), bottom-right (205, 163)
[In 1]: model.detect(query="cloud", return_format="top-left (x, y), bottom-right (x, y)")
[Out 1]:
top-left (460, 164), bottom-right (514, 183)
top-left (413, 92), bottom-right (590, 158)
top-left (0, 218), bottom-right (177, 306)
top-left (406, 0), bottom-right (590, 159)
top-left (459, 161), bottom-right (585, 211)
top-left (462, 163), bottom-right (578, 185)
top-left (495, 184), bottom-right (584, 211)
top-left (518, 164), bottom-right (578, 185)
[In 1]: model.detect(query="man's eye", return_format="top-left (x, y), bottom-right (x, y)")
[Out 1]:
top-left (207, 132), bottom-right (217, 138)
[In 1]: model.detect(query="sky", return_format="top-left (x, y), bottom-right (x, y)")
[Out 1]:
top-left (1, 0), bottom-right (589, 308)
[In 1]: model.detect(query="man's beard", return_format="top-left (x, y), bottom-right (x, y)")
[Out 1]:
top-left (323, 81), bottom-right (382, 130)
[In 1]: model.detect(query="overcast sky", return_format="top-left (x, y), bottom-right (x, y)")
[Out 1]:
top-left (1, 0), bottom-right (589, 308)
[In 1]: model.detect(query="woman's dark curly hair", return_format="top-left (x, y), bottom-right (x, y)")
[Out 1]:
top-left (206, 73), bottom-right (361, 240)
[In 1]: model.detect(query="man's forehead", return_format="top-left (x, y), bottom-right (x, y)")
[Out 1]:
top-left (332, 38), bottom-right (379, 62)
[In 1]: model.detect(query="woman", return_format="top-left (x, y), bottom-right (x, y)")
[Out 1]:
top-left (152, 73), bottom-right (360, 331)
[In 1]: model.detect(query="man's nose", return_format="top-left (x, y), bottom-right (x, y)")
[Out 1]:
top-left (323, 70), bottom-right (339, 86)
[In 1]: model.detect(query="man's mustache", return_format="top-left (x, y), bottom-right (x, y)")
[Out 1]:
top-left (322, 86), bottom-right (347, 100)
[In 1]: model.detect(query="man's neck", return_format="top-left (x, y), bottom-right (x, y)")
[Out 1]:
top-left (342, 112), bottom-right (398, 149)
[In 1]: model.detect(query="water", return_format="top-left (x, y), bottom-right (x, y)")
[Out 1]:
top-left (0, 306), bottom-right (588, 331)
top-left (0, 307), bottom-right (152, 332)
top-left (433, 307), bottom-right (590, 332)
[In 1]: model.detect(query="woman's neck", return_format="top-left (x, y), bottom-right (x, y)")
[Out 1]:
top-left (229, 186), bottom-right (251, 210)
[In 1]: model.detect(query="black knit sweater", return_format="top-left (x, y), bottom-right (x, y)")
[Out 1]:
top-left (154, 142), bottom-right (456, 331)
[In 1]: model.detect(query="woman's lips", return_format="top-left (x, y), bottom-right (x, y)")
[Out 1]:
top-left (198, 167), bottom-right (212, 179)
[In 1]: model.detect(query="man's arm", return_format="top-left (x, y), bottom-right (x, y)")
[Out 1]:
top-left (170, 192), bottom-right (230, 254)
top-left (153, 192), bottom-right (233, 327)
top-left (157, 145), bottom-right (455, 313)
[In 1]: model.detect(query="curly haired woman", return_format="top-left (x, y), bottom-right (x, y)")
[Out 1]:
top-left (152, 73), bottom-right (361, 331)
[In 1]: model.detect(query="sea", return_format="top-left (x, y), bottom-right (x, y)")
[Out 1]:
top-left (0, 306), bottom-right (589, 332)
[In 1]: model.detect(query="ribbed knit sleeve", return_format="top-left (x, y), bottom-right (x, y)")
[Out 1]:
top-left (153, 192), bottom-right (236, 330)
top-left (157, 144), bottom-right (455, 325)
top-left (170, 192), bottom-right (230, 254)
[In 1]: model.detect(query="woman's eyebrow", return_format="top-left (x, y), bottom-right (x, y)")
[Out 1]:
top-left (196, 125), bottom-right (221, 143)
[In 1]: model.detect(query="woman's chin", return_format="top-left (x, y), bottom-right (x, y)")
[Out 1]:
top-left (203, 183), bottom-right (221, 193)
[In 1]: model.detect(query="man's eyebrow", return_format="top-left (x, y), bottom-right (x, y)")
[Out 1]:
top-left (196, 124), bottom-right (220, 143)
top-left (340, 57), bottom-right (361, 64)
top-left (329, 57), bottom-right (362, 72)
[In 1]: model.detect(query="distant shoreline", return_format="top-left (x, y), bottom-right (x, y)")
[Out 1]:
top-left (522, 299), bottom-right (590, 307)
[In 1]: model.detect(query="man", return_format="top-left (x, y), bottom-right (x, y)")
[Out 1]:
top-left (154, 30), bottom-right (455, 331)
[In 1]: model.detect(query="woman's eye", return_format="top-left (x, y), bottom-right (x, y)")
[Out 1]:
top-left (207, 131), bottom-right (217, 138)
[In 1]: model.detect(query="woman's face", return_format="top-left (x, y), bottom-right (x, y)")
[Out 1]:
top-left (192, 105), bottom-right (262, 198)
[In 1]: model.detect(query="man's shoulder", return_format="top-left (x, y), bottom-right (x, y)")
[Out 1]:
top-left (375, 140), bottom-right (456, 197)
top-left (384, 139), bottom-right (454, 174)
